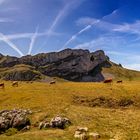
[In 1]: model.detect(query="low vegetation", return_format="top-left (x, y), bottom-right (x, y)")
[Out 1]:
top-left (0, 81), bottom-right (140, 139)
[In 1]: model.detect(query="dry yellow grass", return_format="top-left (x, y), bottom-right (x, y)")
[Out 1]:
top-left (0, 81), bottom-right (140, 139)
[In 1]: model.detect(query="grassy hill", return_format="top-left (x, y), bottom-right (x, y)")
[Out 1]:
top-left (102, 63), bottom-right (140, 81)
top-left (0, 80), bottom-right (140, 139)
top-left (0, 64), bottom-right (43, 81)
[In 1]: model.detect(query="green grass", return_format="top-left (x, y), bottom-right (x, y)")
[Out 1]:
top-left (0, 81), bottom-right (140, 139)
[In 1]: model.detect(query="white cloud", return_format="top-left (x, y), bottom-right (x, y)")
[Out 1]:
top-left (106, 50), bottom-right (140, 71)
top-left (75, 14), bottom-right (140, 38)
top-left (113, 20), bottom-right (140, 35)
top-left (76, 9), bottom-right (118, 26)
top-left (76, 17), bottom-right (99, 26)
top-left (124, 64), bottom-right (140, 71)
top-left (106, 51), bottom-right (130, 57)
top-left (0, 18), bottom-right (13, 23)
top-left (74, 35), bottom-right (127, 51)
top-left (62, 9), bottom-right (119, 49)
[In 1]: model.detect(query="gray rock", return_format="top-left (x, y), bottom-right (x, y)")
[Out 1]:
top-left (74, 127), bottom-right (89, 140)
top-left (89, 132), bottom-right (100, 140)
top-left (12, 114), bottom-right (30, 130)
top-left (50, 116), bottom-right (71, 129)
top-left (0, 109), bottom-right (31, 133)
top-left (39, 115), bottom-right (71, 130)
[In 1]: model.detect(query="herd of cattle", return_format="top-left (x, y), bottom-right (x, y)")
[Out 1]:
top-left (0, 79), bottom-right (122, 89)
top-left (0, 80), bottom-right (56, 89)
top-left (0, 81), bottom-right (19, 89)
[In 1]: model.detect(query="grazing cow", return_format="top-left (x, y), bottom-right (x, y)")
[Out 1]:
top-left (12, 81), bottom-right (18, 87)
top-left (117, 80), bottom-right (123, 83)
top-left (50, 81), bottom-right (56, 84)
top-left (0, 83), bottom-right (4, 89)
top-left (104, 79), bottom-right (113, 83)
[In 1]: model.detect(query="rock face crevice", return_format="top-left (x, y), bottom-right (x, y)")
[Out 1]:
top-left (0, 49), bottom-right (111, 81)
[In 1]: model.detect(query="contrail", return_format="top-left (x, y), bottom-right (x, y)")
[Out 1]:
top-left (1, 32), bottom-right (55, 40)
top-left (0, 33), bottom-right (24, 56)
top-left (47, 5), bottom-right (69, 35)
top-left (36, 3), bottom-right (71, 53)
top-left (41, 6), bottom-right (67, 46)
top-left (46, 0), bottom-right (83, 39)
top-left (62, 20), bottom-right (100, 49)
top-left (62, 9), bottom-right (117, 49)
top-left (35, 0), bottom-right (85, 54)
top-left (28, 27), bottom-right (38, 55)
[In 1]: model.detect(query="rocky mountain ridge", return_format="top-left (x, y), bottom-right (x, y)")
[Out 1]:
top-left (0, 49), bottom-right (127, 81)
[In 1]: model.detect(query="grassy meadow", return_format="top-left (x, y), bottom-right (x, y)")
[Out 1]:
top-left (0, 81), bottom-right (140, 139)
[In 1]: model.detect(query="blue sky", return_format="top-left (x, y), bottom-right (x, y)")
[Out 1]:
top-left (0, 0), bottom-right (140, 70)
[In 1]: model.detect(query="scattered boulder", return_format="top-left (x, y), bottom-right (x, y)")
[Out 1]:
top-left (39, 115), bottom-right (71, 129)
top-left (89, 132), bottom-right (100, 140)
top-left (74, 127), bottom-right (88, 140)
top-left (0, 109), bottom-right (32, 134)
top-left (74, 127), bottom-right (101, 140)
top-left (50, 116), bottom-right (71, 129)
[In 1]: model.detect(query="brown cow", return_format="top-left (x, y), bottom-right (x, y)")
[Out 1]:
top-left (12, 81), bottom-right (18, 87)
top-left (50, 81), bottom-right (56, 84)
top-left (0, 83), bottom-right (5, 89)
top-left (104, 79), bottom-right (113, 83)
top-left (117, 80), bottom-right (123, 83)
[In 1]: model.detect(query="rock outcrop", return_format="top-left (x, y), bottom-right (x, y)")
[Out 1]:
top-left (0, 49), bottom-right (112, 81)
top-left (39, 115), bottom-right (71, 129)
top-left (0, 109), bottom-right (32, 133)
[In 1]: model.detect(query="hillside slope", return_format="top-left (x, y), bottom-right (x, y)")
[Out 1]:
top-left (102, 63), bottom-right (140, 81)
top-left (0, 64), bottom-right (42, 81)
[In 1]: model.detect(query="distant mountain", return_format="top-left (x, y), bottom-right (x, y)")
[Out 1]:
top-left (0, 49), bottom-right (139, 82)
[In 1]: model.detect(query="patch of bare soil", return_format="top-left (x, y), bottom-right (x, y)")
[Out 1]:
top-left (73, 95), bottom-right (134, 108)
